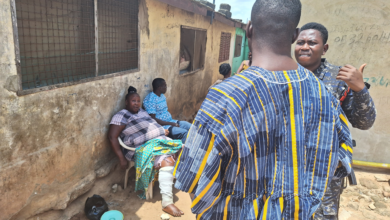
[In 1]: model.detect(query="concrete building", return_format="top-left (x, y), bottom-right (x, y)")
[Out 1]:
top-left (0, 0), bottom-right (245, 219)
top-left (231, 27), bottom-right (249, 75)
top-left (300, 0), bottom-right (390, 165)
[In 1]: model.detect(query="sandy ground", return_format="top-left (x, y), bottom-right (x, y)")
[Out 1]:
top-left (338, 168), bottom-right (390, 220)
top-left (68, 167), bottom-right (389, 220)
top-left (70, 167), bottom-right (195, 220)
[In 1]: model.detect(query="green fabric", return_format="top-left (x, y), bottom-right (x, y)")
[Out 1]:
top-left (134, 139), bottom-right (182, 199)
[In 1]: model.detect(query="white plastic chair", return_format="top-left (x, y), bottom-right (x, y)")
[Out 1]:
top-left (118, 137), bottom-right (153, 200)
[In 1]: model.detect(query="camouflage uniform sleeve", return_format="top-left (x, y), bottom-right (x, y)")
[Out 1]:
top-left (341, 87), bottom-right (376, 130)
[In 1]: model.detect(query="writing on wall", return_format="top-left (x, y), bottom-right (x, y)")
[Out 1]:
top-left (364, 76), bottom-right (390, 87)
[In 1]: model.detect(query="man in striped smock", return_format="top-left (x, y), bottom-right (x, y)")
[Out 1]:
top-left (173, 0), bottom-right (353, 219)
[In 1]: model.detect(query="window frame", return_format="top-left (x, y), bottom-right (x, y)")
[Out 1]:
top-left (10, 0), bottom-right (140, 96)
top-left (179, 25), bottom-right (207, 76)
top-left (234, 35), bottom-right (243, 58)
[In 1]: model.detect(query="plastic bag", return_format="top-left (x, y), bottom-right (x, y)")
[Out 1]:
top-left (84, 194), bottom-right (109, 220)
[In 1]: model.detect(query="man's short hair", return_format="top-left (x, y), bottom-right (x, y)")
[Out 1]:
top-left (152, 78), bottom-right (165, 90)
top-left (300, 22), bottom-right (329, 44)
top-left (251, 0), bottom-right (302, 42)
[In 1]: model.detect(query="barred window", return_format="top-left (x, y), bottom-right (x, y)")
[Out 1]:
top-left (98, 0), bottom-right (138, 76)
top-left (218, 32), bottom-right (231, 63)
top-left (13, 0), bottom-right (139, 91)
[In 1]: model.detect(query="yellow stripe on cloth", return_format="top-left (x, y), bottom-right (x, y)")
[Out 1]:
top-left (341, 143), bottom-right (353, 154)
top-left (283, 71), bottom-right (300, 220)
top-left (271, 146), bottom-right (278, 195)
top-left (223, 196), bottom-right (231, 220)
top-left (253, 198), bottom-right (259, 219)
top-left (188, 134), bottom-right (216, 193)
top-left (196, 174), bottom-right (223, 220)
top-left (192, 158), bottom-right (222, 208)
top-left (261, 197), bottom-right (270, 220)
top-left (199, 109), bottom-right (223, 125)
top-left (323, 151), bottom-right (333, 194)
top-left (311, 76), bottom-right (323, 195)
top-left (339, 114), bottom-right (348, 126)
top-left (244, 167), bottom-right (247, 198)
top-left (279, 197), bottom-right (284, 215)
top-left (173, 150), bottom-right (183, 177)
top-left (293, 196), bottom-right (300, 220)
top-left (211, 87), bottom-right (241, 110)
top-left (253, 143), bottom-right (259, 197)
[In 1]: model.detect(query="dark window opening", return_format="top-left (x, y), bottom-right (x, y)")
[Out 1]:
top-left (234, 35), bottom-right (243, 58)
top-left (179, 26), bottom-right (207, 74)
top-left (16, 0), bottom-right (95, 90)
top-left (218, 32), bottom-right (231, 63)
top-left (14, 0), bottom-right (139, 91)
top-left (98, 0), bottom-right (138, 76)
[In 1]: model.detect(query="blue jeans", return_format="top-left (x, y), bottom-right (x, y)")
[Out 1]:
top-left (168, 121), bottom-right (191, 143)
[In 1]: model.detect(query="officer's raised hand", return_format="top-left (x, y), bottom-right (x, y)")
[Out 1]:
top-left (337, 64), bottom-right (367, 92)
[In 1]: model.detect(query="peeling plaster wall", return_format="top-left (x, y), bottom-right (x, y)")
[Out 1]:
top-left (300, 0), bottom-right (390, 164)
top-left (0, 0), bottom-right (236, 218)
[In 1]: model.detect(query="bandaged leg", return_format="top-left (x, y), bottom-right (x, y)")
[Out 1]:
top-left (159, 166), bottom-right (174, 208)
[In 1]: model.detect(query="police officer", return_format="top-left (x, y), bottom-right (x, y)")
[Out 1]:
top-left (295, 22), bottom-right (376, 220)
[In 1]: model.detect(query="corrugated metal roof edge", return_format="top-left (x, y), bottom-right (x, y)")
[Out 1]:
top-left (155, 0), bottom-right (247, 29)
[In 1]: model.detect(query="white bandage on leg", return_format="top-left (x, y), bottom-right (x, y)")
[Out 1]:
top-left (159, 166), bottom-right (174, 208)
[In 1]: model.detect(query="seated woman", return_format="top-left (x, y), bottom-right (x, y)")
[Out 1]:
top-left (108, 86), bottom-right (184, 217)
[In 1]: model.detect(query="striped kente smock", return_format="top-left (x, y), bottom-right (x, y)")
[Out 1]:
top-left (174, 65), bottom-right (353, 220)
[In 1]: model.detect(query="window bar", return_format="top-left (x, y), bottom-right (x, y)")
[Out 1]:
top-left (193, 30), bottom-right (196, 71)
top-left (94, 0), bottom-right (98, 76)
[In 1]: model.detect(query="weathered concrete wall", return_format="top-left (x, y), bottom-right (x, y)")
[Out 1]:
top-left (0, 0), bottom-right (236, 218)
top-left (300, 0), bottom-right (390, 164)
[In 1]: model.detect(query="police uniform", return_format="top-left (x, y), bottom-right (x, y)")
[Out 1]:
top-left (313, 59), bottom-right (376, 220)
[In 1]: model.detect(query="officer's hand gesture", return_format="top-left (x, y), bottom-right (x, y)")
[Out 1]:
top-left (337, 64), bottom-right (367, 92)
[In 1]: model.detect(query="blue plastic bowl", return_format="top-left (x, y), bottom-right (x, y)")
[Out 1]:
top-left (100, 210), bottom-right (124, 220)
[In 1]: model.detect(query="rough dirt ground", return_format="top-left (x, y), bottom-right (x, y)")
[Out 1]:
top-left (69, 167), bottom-right (196, 220)
top-left (67, 167), bottom-right (389, 220)
top-left (338, 168), bottom-right (390, 220)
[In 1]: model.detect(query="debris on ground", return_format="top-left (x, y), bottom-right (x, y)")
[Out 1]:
top-left (339, 169), bottom-right (390, 220)
top-left (368, 203), bottom-right (376, 210)
top-left (112, 184), bottom-right (118, 193)
top-left (375, 175), bottom-right (390, 182)
top-left (160, 213), bottom-right (170, 220)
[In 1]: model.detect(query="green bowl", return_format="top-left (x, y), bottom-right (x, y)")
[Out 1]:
top-left (100, 210), bottom-right (124, 220)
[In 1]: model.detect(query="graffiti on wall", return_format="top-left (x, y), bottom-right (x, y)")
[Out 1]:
top-left (364, 76), bottom-right (390, 88)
